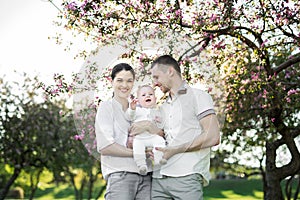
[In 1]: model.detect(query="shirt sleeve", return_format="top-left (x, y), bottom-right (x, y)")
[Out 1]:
top-left (95, 101), bottom-right (115, 152)
top-left (193, 89), bottom-right (216, 120)
top-left (125, 107), bottom-right (136, 121)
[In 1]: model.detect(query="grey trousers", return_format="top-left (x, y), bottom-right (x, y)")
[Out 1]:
top-left (104, 171), bottom-right (151, 200)
top-left (151, 173), bottom-right (204, 200)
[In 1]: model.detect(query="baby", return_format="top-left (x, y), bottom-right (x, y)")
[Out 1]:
top-left (126, 85), bottom-right (166, 175)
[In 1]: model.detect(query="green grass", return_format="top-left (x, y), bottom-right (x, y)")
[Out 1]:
top-left (32, 183), bottom-right (105, 200)
top-left (203, 179), bottom-right (263, 200)
top-left (28, 179), bottom-right (264, 200)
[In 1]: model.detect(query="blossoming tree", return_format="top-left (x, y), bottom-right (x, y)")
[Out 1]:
top-left (49, 0), bottom-right (300, 199)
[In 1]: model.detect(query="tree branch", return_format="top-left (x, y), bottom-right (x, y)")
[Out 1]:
top-left (178, 38), bottom-right (208, 61)
top-left (274, 55), bottom-right (300, 74)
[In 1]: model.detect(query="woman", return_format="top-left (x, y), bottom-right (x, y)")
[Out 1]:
top-left (95, 63), bottom-right (151, 200)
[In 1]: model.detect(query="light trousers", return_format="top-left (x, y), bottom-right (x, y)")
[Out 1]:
top-left (105, 171), bottom-right (151, 200)
top-left (151, 173), bottom-right (204, 200)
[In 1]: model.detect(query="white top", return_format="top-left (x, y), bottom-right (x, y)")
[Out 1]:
top-left (95, 98), bottom-right (139, 180)
top-left (159, 82), bottom-right (215, 186)
top-left (126, 106), bottom-right (163, 128)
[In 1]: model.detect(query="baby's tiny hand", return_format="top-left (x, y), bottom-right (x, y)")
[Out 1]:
top-left (130, 98), bottom-right (139, 110)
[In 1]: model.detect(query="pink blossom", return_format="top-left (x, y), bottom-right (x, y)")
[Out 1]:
top-left (67, 2), bottom-right (77, 11)
top-left (210, 14), bottom-right (217, 21)
top-left (271, 118), bottom-right (275, 122)
top-left (287, 89), bottom-right (297, 96)
top-left (74, 134), bottom-right (84, 140)
top-left (261, 104), bottom-right (267, 109)
top-left (285, 71), bottom-right (291, 79)
top-left (251, 72), bottom-right (259, 81)
top-left (51, 89), bottom-right (59, 95)
top-left (261, 40), bottom-right (268, 47)
top-left (286, 97), bottom-right (291, 103)
top-left (262, 89), bottom-right (268, 98)
top-left (241, 79), bottom-right (250, 84)
top-left (256, 66), bottom-right (262, 70)
top-left (67, 85), bottom-right (73, 91)
top-left (57, 79), bottom-right (63, 88)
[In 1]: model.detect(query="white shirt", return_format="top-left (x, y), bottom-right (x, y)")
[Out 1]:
top-left (95, 98), bottom-right (139, 180)
top-left (159, 82), bottom-right (215, 186)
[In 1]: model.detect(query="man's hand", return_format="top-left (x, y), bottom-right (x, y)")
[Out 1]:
top-left (155, 146), bottom-right (180, 161)
top-left (145, 146), bottom-right (154, 160)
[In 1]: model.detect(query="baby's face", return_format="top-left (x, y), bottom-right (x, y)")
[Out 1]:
top-left (137, 86), bottom-right (156, 108)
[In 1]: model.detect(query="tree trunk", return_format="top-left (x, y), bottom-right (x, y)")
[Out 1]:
top-left (69, 172), bottom-right (80, 200)
top-left (79, 177), bottom-right (86, 200)
top-left (87, 170), bottom-right (95, 200)
top-left (0, 167), bottom-right (21, 200)
top-left (29, 168), bottom-right (43, 200)
top-left (264, 172), bottom-right (284, 200)
top-left (264, 141), bottom-right (284, 200)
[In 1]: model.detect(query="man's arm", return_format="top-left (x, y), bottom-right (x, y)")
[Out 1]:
top-left (157, 114), bottom-right (220, 160)
top-left (185, 113), bottom-right (220, 151)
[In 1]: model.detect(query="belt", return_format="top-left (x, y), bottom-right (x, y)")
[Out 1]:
top-left (110, 171), bottom-right (152, 177)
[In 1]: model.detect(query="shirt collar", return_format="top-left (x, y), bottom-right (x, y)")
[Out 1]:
top-left (166, 81), bottom-right (188, 103)
top-left (177, 81), bottom-right (188, 95)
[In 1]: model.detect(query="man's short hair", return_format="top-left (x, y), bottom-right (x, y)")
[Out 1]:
top-left (151, 55), bottom-right (181, 76)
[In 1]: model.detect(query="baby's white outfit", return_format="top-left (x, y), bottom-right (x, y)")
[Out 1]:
top-left (126, 106), bottom-right (166, 175)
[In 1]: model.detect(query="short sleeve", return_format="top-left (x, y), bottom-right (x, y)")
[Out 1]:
top-left (193, 89), bottom-right (215, 120)
top-left (95, 101), bottom-right (115, 152)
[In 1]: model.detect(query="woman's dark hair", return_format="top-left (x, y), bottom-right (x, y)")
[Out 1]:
top-left (111, 63), bottom-right (135, 80)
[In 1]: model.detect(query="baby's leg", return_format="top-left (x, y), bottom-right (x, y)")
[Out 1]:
top-left (151, 136), bottom-right (167, 165)
top-left (133, 137), bottom-right (148, 175)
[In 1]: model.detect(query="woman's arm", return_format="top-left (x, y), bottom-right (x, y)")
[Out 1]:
top-left (95, 101), bottom-right (134, 157)
top-left (100, 143), bottom-right (133, 157)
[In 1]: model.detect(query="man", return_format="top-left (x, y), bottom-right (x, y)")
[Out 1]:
top-left (149, 55), bottom-right (220, 200)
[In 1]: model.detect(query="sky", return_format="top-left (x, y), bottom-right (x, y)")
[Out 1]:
top-left (0, 0), bottom-right (90, 84)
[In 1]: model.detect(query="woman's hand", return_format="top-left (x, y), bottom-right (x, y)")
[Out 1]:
top-left (129, 120), bottom-right (164, 136)
top-left (126, 135), bottom-right (134, 149)
top-left (129, 120), bottom-right (151, 136)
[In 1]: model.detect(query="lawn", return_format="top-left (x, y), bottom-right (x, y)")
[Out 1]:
top-left (29, 179), bottom-right (263, 200)
top-left (203, 179), bottom-right (263, 200)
